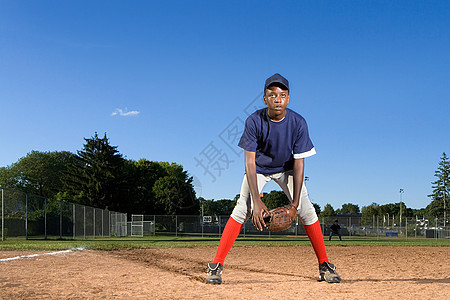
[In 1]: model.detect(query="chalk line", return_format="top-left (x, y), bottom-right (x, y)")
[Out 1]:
top-left (0, 247), bottom-right (85, 262)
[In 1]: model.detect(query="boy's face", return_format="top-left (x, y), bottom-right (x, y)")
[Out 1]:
top-left (264, 85), bottom-right (290, 121)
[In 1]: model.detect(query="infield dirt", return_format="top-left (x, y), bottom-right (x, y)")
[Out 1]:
top-left (1, 245), bottom-right (449, 299)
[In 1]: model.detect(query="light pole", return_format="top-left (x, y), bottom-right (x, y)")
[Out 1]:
top-left (399, 189), bottom-right (404, 226)
top-left (443, 176), bottom-right (447, 229)
top-left (304, 176), bottom-right (310, 198)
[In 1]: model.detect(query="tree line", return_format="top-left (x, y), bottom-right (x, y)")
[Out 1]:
top-left (1, 133), bottom-right (448, 224)
top-left (202, 152), bottom-right (449, 225)
top-left (319, 152), bottom-right (449, 225)
top-left (0, 133), bottom-right (199, 216)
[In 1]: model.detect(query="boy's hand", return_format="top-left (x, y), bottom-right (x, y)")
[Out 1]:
top-left (252, 200), bottom-right (270, 231)
top-left (263, 204), bottom-right (298, 232)
top-left (291, 201), bottom-right (299, 210)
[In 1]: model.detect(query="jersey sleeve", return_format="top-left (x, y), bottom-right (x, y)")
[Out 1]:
top-left (293, 118), bottom-right (316, 159)
top-left (238, 116), bottom-right (258, 152)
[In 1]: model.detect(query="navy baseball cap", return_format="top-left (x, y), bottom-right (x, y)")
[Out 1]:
top-left (264, 73), bottom-right (289, 91)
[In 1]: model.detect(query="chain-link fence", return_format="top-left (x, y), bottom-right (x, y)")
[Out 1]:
top-left (1, 188), bottom-right (127, 240)
top-left (3, 188), bottom-right (448, 241)
top-left (127, 214), bottom-right (449, 239)
top-left (130, 215), bottom-right (340, 238)
top-left (348, 215), bottom-right (450, 239)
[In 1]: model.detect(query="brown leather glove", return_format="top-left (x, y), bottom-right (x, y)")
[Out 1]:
top-left (263, 204), bottom-right (297, 232)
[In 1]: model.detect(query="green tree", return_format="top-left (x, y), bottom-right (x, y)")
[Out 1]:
top-left (321, 204), bottom-right (336, 217)
top-left (336, 203), bottom-right (360, 215)
top-left (412, 207), bottom-right (426, 219)
top-left (153, 162), bottom-right (199, 215)
top-left (320, 203), bottom-right (337, 225)
top-left (0, 166), bottom-right (19, 189)
top-left (4, 151), bottom-right (76, 198)
top-left (262, 190), bottom-right (289, 210)
top-left (214, 199), bottom-right (235, 216)
top-left (394, 201), bottom-right (412, 225)
top-left (233, 194), bottom-right (240, 205)
top-left (425, 199), bottom-right (446, 222)
top-left (427, 152), bottom-right (450, 222)
top-left (200, 199), bottom-right (216, 216)
top-left (64, 133), bottom-right (128, 209)
top-left (126, 159), bottom-right (166, 214)
top-left (312, 202), bottom-right (321, 217)
top-left (379, 203), bottom-right (396, 216)
top-left (199, 197), bottom-right (239, 217)
top-left (199, 198), bottom-right (236, 217)
top-left (198, 197), bottom-right (207, 215)
top-left (377, 203), bottom-right (399, 226)
top-left (361, 203), bottom-right (380, 226)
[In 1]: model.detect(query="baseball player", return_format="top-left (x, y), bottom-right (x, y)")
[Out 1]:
top-left (329, 220), bottom-right (342, 241)
top-left (206, 73), bottom-right (341, 284)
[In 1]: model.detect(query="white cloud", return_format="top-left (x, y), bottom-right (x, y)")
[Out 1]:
top-left (111, 108), bottom-right (140, 117)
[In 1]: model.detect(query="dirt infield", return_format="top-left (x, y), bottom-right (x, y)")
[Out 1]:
top-left (1, 245), bottom-right (449, 299)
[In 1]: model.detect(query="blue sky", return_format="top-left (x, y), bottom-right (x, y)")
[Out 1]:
top-left (1, 1), bottom-right (449, 210)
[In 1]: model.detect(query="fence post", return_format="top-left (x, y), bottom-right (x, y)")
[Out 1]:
top-left (102, 210), bottom-right (104, 237)
top-left (415, 218), bottom-right (417, 238)
top-left (376, 216), bottom-right (379, 240)
top-left (405, 217), bottom-right (407, 240)
top-left (321, 217), bottom-right (325, 236)
top-left (1, 189), bottom-right (4, 241)
top-left (83, 206), bottom-right (86, 239)
top-left (93, 208), bottom-right (96, 238)
top-left (73, 204), bottom-right (76, 240)
top-left (60, 200), bottom-right (63, 239)
top-left (435, 217), bottom-right (438, 240)
top-left (373, 214), bottom-right (375, 233)
top-left (44, 198), bottom-right (47, 240)
top-left (25, 193), bottom-right (28, 240)
top-left (108, 210), bottom-right (111, 237)
top-left (349, 216), bottom-right (352, 239)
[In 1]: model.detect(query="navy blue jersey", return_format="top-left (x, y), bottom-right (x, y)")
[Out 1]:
top-left (238, 108), bottom-right (316, 174)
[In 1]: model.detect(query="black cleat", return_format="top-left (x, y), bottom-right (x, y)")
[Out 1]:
top-left (319, 262), bottom-right (341, 283)
top-left (206, 262), bottom-right (223, 284)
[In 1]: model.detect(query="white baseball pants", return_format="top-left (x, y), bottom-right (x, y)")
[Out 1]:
top-left (230, 170), bottom-right (318, 226)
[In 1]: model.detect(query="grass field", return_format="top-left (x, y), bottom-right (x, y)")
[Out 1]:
top-left (1, 235), bottom-right (449, 251)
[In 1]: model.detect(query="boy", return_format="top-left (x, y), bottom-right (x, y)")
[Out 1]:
top-left (206, 73), bottom-right (341, 284)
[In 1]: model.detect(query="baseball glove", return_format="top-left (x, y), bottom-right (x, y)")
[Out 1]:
top-left (263, 204), bottom-right (297, 232)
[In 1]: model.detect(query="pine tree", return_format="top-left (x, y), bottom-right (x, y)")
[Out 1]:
top-left (65, 133), bottom-right (127, 209)
top-left (428, 152), bottom-right (450, 225)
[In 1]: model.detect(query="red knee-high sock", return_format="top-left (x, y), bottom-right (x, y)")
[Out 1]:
top-left (304, 220), bottom-right (329, 264)
top-left (213, 217), bottom-right (243, 265)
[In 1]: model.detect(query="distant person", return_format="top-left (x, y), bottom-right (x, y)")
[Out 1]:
top-left (329, 220), bottom-right (342, 241)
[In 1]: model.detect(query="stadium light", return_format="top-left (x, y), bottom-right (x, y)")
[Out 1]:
top-left (399, 189), bottom-right (404, 226)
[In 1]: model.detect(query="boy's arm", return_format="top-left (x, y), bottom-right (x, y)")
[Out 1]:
top-left (244, 150), bottom-right (270, 231)
top-left (292, 158), bottom-right (305, 209)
